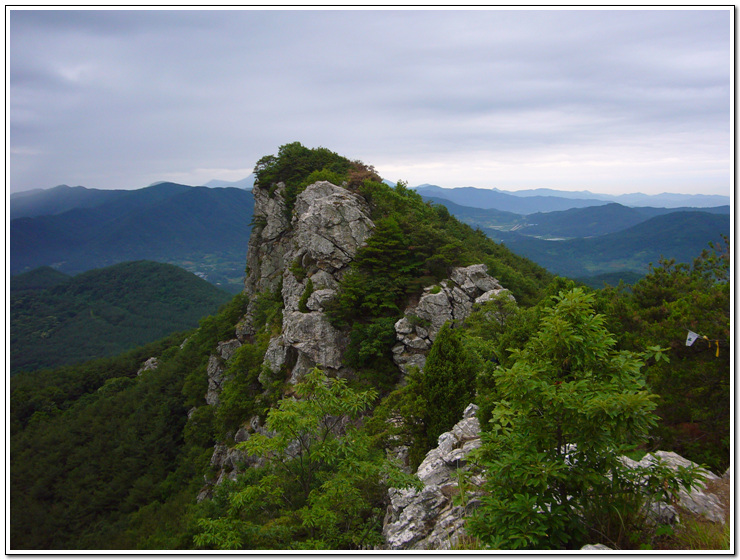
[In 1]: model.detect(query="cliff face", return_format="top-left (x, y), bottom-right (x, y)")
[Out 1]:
top-left (239, 180), bottom-right (374, 382)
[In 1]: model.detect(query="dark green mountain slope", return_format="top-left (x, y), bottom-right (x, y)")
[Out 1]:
top-left (10, 261), bottom-right (232, 374)
top-left (520, 203), bottom-right (650, 238)
top-left (423, 196), bottom-right (525, 231)
top-left (497, 211), bottom-right (730, 278)
top-left (10, 266), bottom-right (71, 292)
top-left (425, 197), bottom-right (731, 241)
top-left (10, 183), bottom-right (254, 292)
top-left (10, 184), bottom-right (131, 219)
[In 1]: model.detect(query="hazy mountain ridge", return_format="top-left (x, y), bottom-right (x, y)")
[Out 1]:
top-left (10, 183), bottom-right (254, 292)
top-left (418, 193), bottom-right (729, 284)
top-left (10, 184), bottom-right (131, 220)
top-left (10, 260), bottom-right (232, 374)
top-left (10, 180), bottom-right (729, 292)
top-left (204, 174), bottom-right (255, 189)
top-left (413, 184), bottom-right (730, 211)
top-left (415, 185), bottom-right (610, 214)
top-left (496, 211), bottom-right (729, 278)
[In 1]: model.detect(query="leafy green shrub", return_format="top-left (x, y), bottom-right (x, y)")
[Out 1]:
top-left (420, 324), bottom-right (480, 452)
top-left (251, 286), bottom-right (284, 334)
top-left (253, 142), bottom-right (353, 217)
top-left (468, 288), bottom-right (666, 550)
top-left (214, 340), bottom-right (269, 438)
top-left (289, 258), bottom-right (307, 282)
top-left (300, 168), bottom-right (347, 188)
top-left (598, 239), bottom-right (730, 472)
top-left (193, 369), bottom-right (420, 549)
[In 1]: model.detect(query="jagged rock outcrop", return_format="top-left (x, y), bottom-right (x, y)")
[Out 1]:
top-left (197, 415), bottom-right (273, 502)
top-left (205, 339), bottom-right (242, 407)
top-left (203, 181), bottom-right (374, 490)
top-left (382, 405), bottom-right (728, 550)
top-left (238, 180), bottom-right (374, 382)
top-left (621, 450), bottom-right (727, 525)
top-left (392, 264), bottom-right (511, 373)
top-left (383, 404), bottom-right (484, 550)
top-left (136, 357), bottom-right (159, 376)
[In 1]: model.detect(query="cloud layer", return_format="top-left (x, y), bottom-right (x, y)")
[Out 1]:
top-left (9, 8), bottom-right (731, 194)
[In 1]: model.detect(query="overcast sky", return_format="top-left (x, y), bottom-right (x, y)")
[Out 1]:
top-left (8, 8), bottom-right (732, 195)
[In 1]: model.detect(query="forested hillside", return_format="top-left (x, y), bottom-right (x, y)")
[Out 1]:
top-left (10, 261), bottom-right (232, 374)
top-left (9, 144), bottom-right (730, 551)
top-left (10, 183), bottom-right (254, 293)
top-left (497, 211), bottom-right (729, 279)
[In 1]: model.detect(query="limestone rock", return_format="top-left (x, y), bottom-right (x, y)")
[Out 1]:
top-left (205, 339), bottom-right (243, 407)
top-left (621, 450), bottom-right (726, 524)
top-left (393, 265), bottom-right (511, 373)
top-left (383, 404), bottom-right (483, 550)
top-left (243, 183), bottom-right (291, 304)
top-left (241, 181), bottom-right (372, 384)
top-left (282, 311), bottom-right (347, 375)
top-left (292, 181), bottom-right (374, 271)
top-left (136, 357), bottom-right (159, 376)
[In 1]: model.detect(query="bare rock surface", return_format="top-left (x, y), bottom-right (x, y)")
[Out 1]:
top-left (393, 265), bottom-right (511, 373)
top-left (383, 405), bottom-right (728, 550)
top-left (383, 404), bottom-right (484, 550)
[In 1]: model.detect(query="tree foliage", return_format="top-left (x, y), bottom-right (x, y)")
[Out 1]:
top-left (193, 369), bottom-right (420, 550)
top-left (597, 238), bottom-right (730, 471)
top-left (468, 288), bottom-right (664, 549)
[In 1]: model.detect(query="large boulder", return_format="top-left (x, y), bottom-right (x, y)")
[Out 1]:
top-left (620, 450), bottom-right (727, 524)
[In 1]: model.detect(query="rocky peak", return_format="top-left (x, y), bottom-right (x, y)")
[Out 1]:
top-left (242, 180), bottom-right (374, 383)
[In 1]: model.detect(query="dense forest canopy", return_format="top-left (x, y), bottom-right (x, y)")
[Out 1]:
top-left (10, 143), bottom-right (730, 551)
top-left (10, 261), bottom-right (232, 375)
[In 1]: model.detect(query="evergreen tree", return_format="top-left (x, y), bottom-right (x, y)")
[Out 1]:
top-left (421, 323), bottom-right (479, 451)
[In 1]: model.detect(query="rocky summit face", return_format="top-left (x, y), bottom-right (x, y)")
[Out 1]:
top-left (201, 179), bottom-right (512, 499)
top-left (239, 180), bottom-right (375, 381)
top-left (392, 264), bottom-right (512, 373)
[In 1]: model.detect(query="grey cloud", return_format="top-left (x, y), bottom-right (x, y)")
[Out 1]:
top-left (8, 8), bottom-right (731, 194)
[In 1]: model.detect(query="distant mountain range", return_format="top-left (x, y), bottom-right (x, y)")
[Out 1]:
top-left (10, 261), bottom-right (232, 374)
top-left (495, 211), bottom-right (729, 281)
top-left (413, 184), bottom-right (730, 214)
top-left (10, 183), bottom-right (254, 293)
top-left (204, 174), bottom-right (255, 189)
top-left (420, 194), bottom-right (730, 286)
top-left (10, 180), bottom-right (730, 293)
top-left (10, 185), bottom-right (131, 220)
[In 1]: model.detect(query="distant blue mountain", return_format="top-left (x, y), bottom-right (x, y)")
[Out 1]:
top-left (496, 211), bottom-right (729, 278)
top-left (10, 185), bottom-right (131, 220)
top-left (413, 184), bottom-right (730, 211)
top-left (204, 174), bottom-right (255, 189)
top-left (415, 185), bottom-right (608, 214)
top-left (10, 183), bottom-right (254, 292)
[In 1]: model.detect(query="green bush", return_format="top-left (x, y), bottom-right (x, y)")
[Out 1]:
top-left (468, 288), bottom-right (676, 550)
